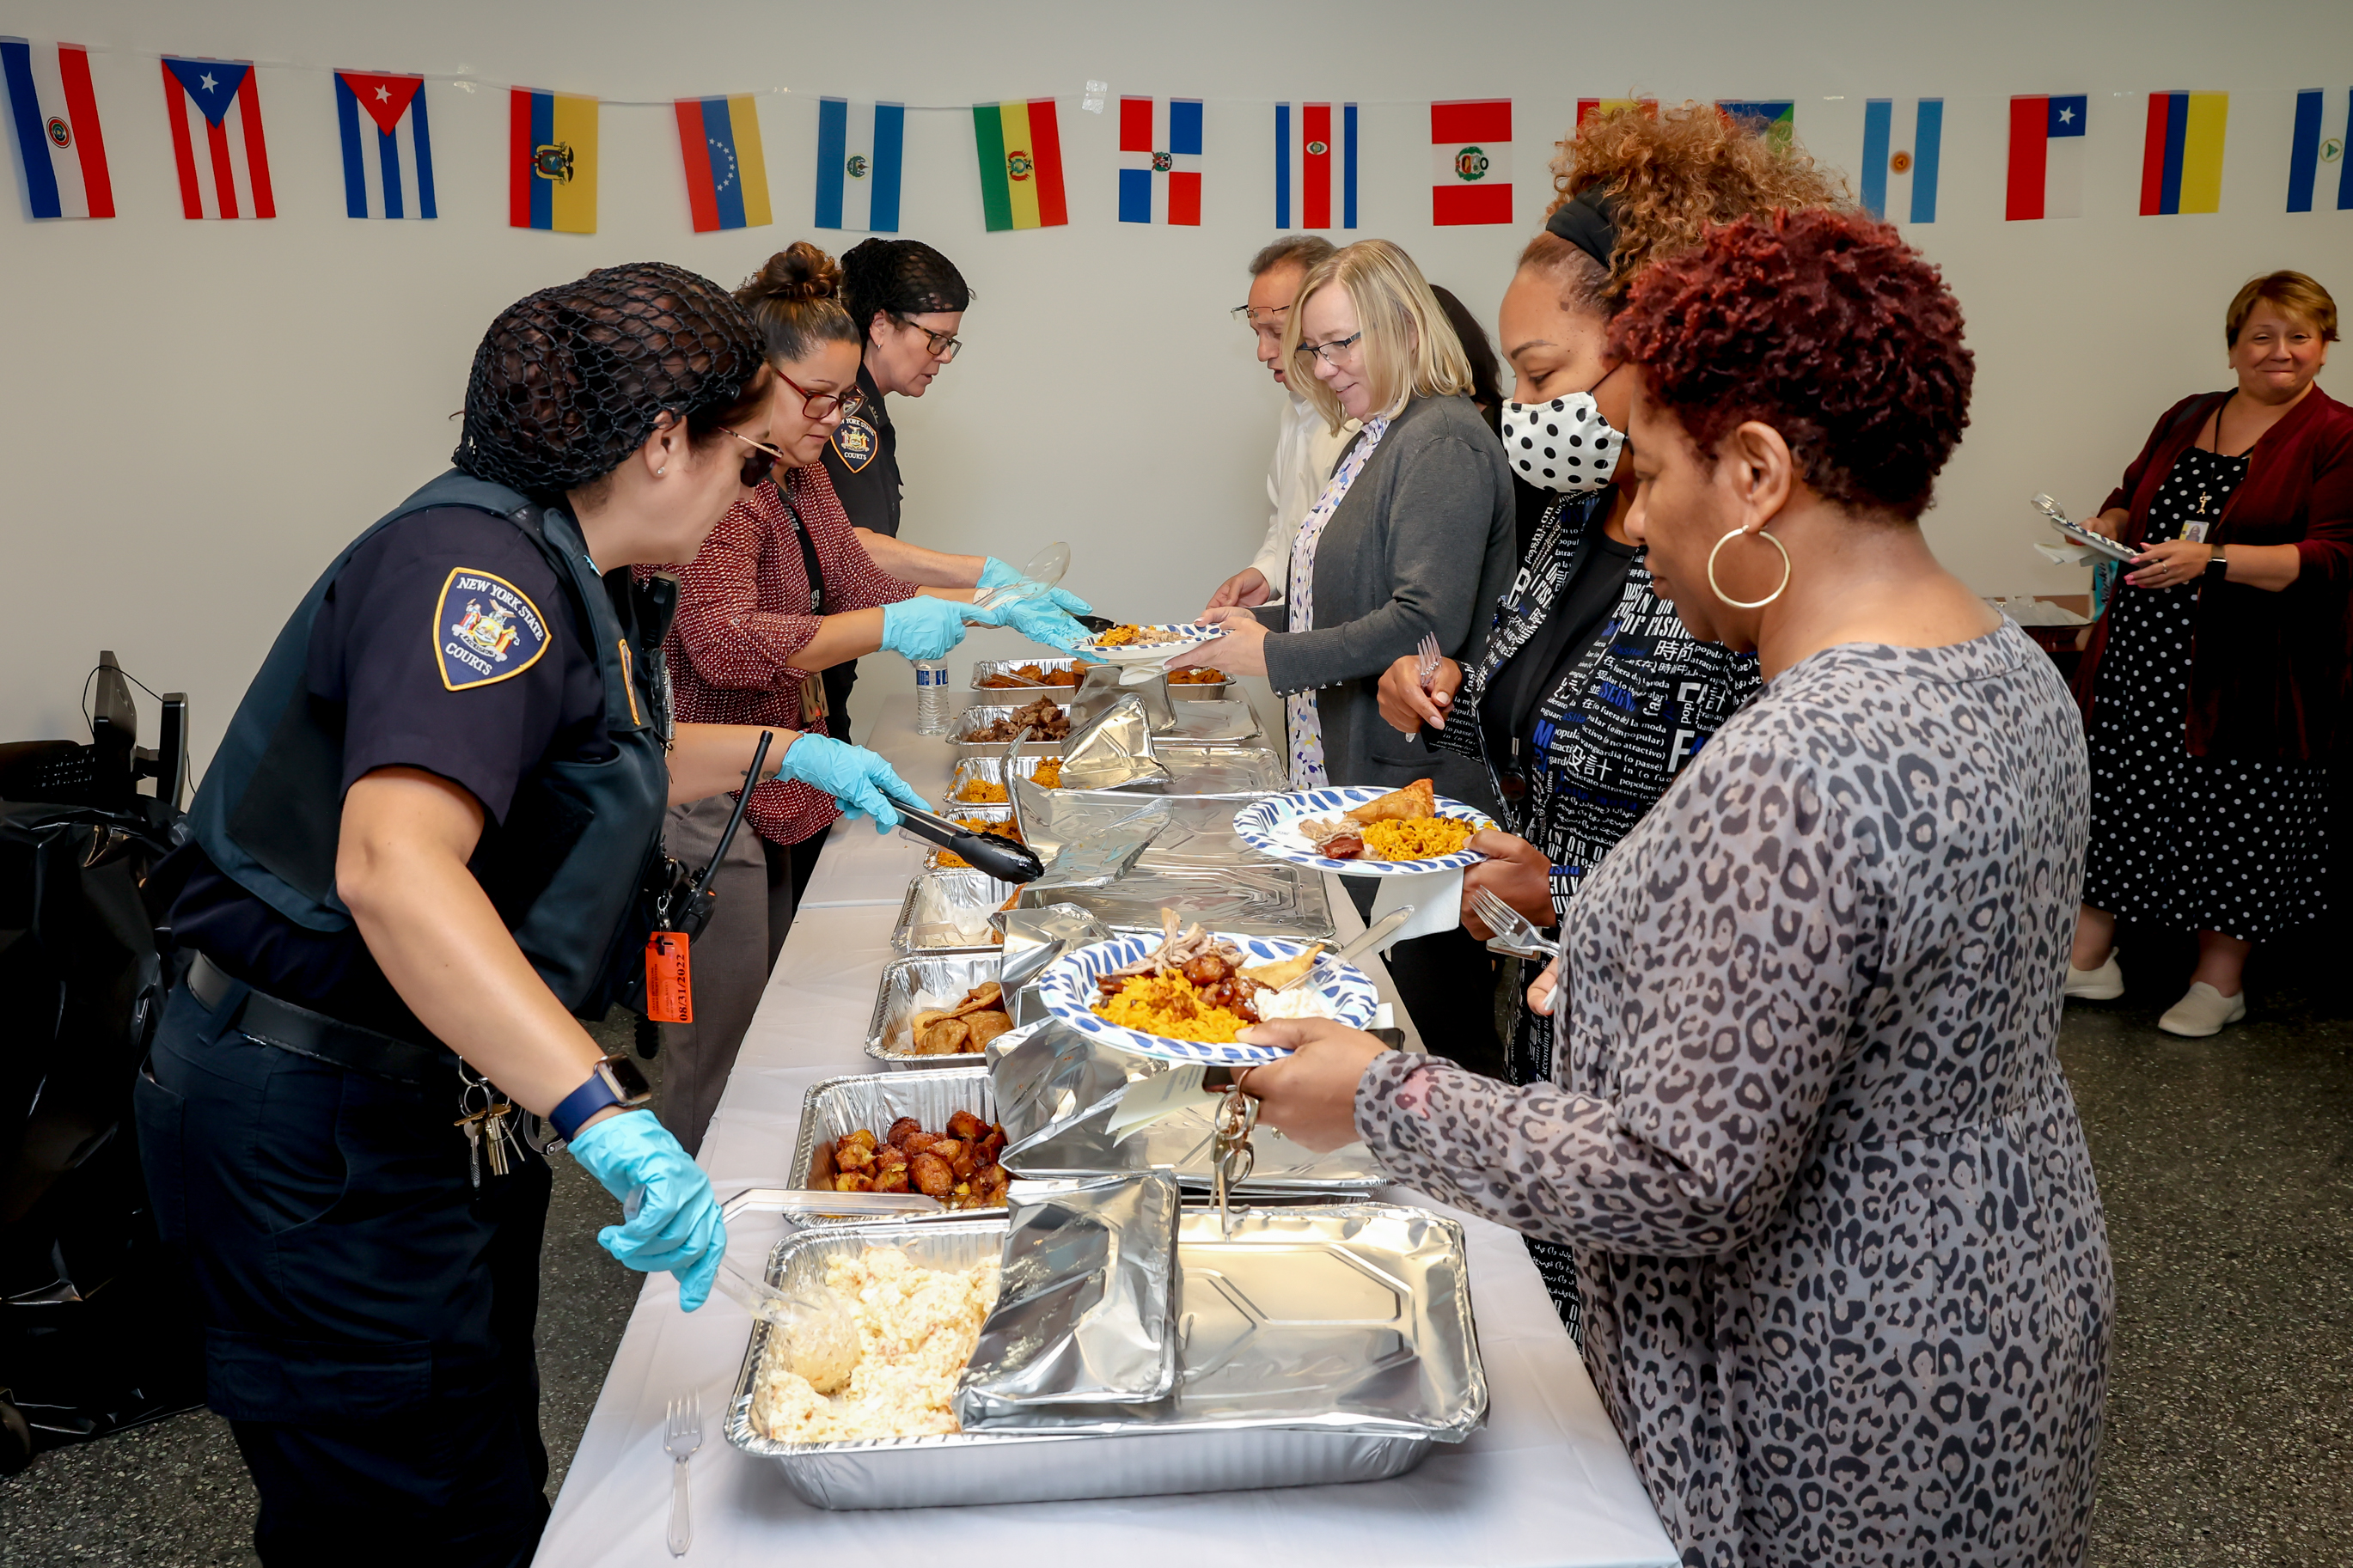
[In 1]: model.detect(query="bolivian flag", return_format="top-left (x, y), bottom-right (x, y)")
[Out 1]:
top-left (971, 98), bottom-right (1067, 230)
top-left (510, 88), bottom-right (597, 232)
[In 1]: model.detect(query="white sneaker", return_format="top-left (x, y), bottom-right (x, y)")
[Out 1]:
top-left (2158, 982), bottom-right (2246, 1038)
top-left (2063, 952), bottom-right (2124, 1001)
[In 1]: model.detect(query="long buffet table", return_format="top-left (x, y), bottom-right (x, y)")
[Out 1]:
top-left (536, 688), bottom-right (1678, 1567)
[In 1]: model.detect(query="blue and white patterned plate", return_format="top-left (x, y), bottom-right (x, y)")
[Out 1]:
top-left (1070, 621), bottom-right (1227, 664)
top-left (1035, 932), bottom-right (1377, 1065)
top-left (1232, 786), bottom-right (1496, 876)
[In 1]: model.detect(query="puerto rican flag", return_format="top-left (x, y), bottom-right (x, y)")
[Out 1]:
top-left (161, 56), bottom-right (273, 219)
top-left (1, 39), bottom-right (113, 218)
top-left (334, 70), bottom-right (434, 219)
top-left (1119, 95), bottom-right (1201, 224)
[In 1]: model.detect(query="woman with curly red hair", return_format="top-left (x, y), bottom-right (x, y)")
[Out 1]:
top-left (1241, 209), bottom-right (2112, 1567)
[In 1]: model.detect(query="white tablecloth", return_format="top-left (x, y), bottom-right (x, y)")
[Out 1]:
top-left (536, 690), bottom-right (1677, 1567)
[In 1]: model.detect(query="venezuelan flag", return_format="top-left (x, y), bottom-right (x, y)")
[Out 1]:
top-left (2140, 90), bottom-right (2228, 215)
top-left (510, 88), bottom-right (597, 233)
top-left (971, 98), bottom-right (1067, 231)
top-left (675, 95), bottom-right (770, 233)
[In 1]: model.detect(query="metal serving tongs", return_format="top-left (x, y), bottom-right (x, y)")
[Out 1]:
top-left (1209, 1083), bottom-right (1260, 1240)
top-left (896, 802), bottom-right (1048, 883)
top-left (698, 1187), bottom-right (946, 1393)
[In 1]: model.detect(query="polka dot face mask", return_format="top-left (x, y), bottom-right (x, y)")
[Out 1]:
top-left (1500, 392), bottom-right (1623, 496)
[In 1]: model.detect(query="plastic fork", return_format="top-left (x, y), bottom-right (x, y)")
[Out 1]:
top-left (1415, 631), bottom-right (1443, 694)
top-left (665, 1393), bottom-right (701, 1556)
top-left (1472, 886), bottom-right (1553, 958)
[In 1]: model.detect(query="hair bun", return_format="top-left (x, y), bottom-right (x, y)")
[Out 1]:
top-left (745, 241), bottom-right (842, 305)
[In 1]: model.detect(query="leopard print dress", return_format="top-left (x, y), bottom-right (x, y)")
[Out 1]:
top-left (1357, 624), bottom-right (2112, 1567)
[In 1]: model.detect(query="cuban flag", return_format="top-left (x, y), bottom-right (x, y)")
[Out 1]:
top-left (1274, 102), bottom-right (1355, 230)
top-left (1860, 98), bottom-right (1942, 223)
top-left (2006, 94), bottom-right (2087, 220)
top-left (161, 56), bottom-right (273, 219)
top-left (1, 39), bottom-right (113, 218)
top-left (815, 98), bottom-right (903, 233)
top-left (334, 70), bottom-right (433, 220)
top-left (1119, 96), bottom-right (1201, 225)
top-left (2286, 88), bottom-right (2351, 213)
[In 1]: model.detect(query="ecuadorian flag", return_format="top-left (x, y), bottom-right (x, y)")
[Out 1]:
top-left (510, 88), bottom-right (596, 233)
top-left (971, 98), bottom-right (1067, 231)
top-left (2140, 90), bottom-right (2228, 215)
top-left (675, 94), bottom-right (769, 233)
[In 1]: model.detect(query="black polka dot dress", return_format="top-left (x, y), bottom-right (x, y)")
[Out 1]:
top-left (2082, 446), bottom-right (2330, 941)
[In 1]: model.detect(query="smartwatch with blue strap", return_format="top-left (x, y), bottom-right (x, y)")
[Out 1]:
top-left (549, 1054), bottom-right (655, 1144)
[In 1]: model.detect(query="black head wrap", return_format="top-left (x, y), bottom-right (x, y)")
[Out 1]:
top-left (1544, 189), bottom-right (1619, 274)
top-left (838, 238), bottom-right (974, 332)
top-left (454, 261), bottom-right (766, 503)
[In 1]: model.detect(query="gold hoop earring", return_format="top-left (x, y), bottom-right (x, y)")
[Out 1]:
top-left (1706, 526), bottom-right (1792, 609)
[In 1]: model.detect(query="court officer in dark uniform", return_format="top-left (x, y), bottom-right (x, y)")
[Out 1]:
top-left (135, 264), bottom-right (926, 1566)
top-left (816, 237), bottom-right (972, 737)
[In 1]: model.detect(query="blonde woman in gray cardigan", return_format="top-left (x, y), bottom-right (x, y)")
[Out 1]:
top-left (1181, 239), bottom-right (1519, 1075)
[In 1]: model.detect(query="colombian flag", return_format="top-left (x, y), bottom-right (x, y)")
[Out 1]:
top-left (971, 98), bottom-right (1067, 231)
top-left (510, 88), bottom-right (596, 233)
top-left (2140, 90), bottom-right (2228, 216)
top-left (675, 94), bottom-right (769, 233)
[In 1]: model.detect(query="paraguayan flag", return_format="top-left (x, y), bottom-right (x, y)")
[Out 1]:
top-left (1, 38), bottom-right (113, 218)
top-left (815, 99), bottom-right (903, 233)
top-left (1860, 98), bottom-right (1942, 223)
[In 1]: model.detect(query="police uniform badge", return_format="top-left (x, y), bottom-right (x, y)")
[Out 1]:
top-left (832, 413), bottom-right (879, 474)
top-left (435, 569), bottom-right (550, 691)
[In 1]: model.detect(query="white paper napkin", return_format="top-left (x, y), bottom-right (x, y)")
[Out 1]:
top-left (1366, 867), bottom-right (1464, 950)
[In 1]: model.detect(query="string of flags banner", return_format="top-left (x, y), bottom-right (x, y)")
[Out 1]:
top-left (4, 40), bottom-right (2350, 234)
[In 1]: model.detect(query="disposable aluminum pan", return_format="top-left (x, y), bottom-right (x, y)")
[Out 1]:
top-left (1019, 859), bottom-right (1335, 943)
top-left (864, 953), bottom-right (1008, 1069)
top-left (910, 803), bottom-right (1018, 873)
top-left (969, 656), bottom-right (1084, 694)
top-left (1149, 698), bottom-right (1262, 744)
top-left (723, 1205), bottom-right (1484, 1510)
top-left (950, 704), bottom-right (1069, 759)
top-left (889, 870), bottom-right (1018, 954)
top-left (785, 1069), bottom-right (1007, 1223)
top-left (944, 753), bottom-right (1062, 808)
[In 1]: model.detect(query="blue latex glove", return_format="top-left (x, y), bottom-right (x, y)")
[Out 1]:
top-left (773, 733), bottom-right (928, 833)
top-left (984, 594), bottom-right (1097, 654)
top-left (567, 1111), bottom-right (727, 1312)
top-left (878, 595), bottom-right (971, 662)
top-left (980, 556), bottom-right (1093, 617)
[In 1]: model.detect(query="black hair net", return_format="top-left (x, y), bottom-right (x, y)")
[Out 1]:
top-left (454, 261), bottom-right (767, 502)
top-left (838, 238), bottom-right (973, 330)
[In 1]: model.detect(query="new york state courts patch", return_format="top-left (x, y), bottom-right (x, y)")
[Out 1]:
top-left (434, 568), bottom-right (550, 691)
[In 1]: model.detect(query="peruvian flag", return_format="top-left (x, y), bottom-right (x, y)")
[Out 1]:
top-left (1118, 95), bottom-right (1201, 224)
top-left (161, 56), bottom-right (274, 219)
top-left (1431, 99), bottom-right (1512, 225)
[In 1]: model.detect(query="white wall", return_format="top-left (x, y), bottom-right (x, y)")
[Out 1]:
top-left (3, 0), bottom-right (2348, 777)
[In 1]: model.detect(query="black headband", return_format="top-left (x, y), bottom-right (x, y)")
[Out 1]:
top-left (1544, 190), bottom-right (1618, 272)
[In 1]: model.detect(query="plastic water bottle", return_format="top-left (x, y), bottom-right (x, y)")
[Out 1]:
top-left (914, 659), bottom-right (951, 735)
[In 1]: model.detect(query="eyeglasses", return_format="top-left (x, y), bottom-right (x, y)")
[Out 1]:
top-left (892, 315), bottom-right (962, 363)
top-left (775, 370), bottom-right (863, 421)
top-left (718, 427), bottom-right (785, 489)
top-left (1231, 303), bottom-right (1292, 332)
top-left (1293, 331), bottom-right (1364, 369)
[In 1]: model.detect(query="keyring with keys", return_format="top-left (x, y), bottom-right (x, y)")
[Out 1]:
top-left (455, 1064), bottom-right (521, 1189)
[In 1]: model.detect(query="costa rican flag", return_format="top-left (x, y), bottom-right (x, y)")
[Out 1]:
top-left (334, 70), bottom-right (434, 220)
top-left (1, 39), bottom-right (113, 218)
top-left (1119, 95), bottom-right (1201, 224)
top-left (161, 56), bottom-right (273, 219)
top-left (1274, 102), bottom-right (1354, 230)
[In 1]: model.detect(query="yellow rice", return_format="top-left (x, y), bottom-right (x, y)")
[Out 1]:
top-left (1092, 973), bottom-right (1253, 1043)
top-left (1361, 816), bottom-right (1476, 861)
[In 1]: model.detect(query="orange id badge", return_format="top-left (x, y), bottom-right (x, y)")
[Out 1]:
top-left (645, 931), bottom-right (694, 1023)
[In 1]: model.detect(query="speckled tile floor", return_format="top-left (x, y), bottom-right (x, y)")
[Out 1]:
top-left (6, 973), bottom-right (2350, 1566)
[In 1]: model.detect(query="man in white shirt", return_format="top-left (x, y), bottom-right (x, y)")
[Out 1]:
top-left (1207, 236), bottom-right (1353, 609)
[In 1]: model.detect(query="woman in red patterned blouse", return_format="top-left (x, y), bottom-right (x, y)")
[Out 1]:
top-left (646, 243), bottom-right (1091, 1150)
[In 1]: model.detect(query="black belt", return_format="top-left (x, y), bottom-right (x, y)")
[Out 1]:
top-left (186, 952), bottom-right (461, 1087)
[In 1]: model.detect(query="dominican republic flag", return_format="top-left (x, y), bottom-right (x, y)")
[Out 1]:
top-left (1, 39), bottom-right (112, 218)
top-left (334, 70), bottom-right (433, 219)
top-left (162, 57), bottom-right (272, 219)
top-left (2140, 91), bottom-right (2228, 216)
top-left (815, 98), bottom-right (903, 232)
top-left (1274, 102), bottom-right (1354, 230)
top-left (1119, 96), bottom-right (1201, 224)
top-left (1431, 99), bottom-right (1512, 225)
top-left (675, 95), bottom-right (770, 232)
top-left (2287, 88), bottom-right (2351, 212)
top-left (1861, 98), bottom-right (1942, 223)
top-left (2006, 95), bottom-right (2087, 220)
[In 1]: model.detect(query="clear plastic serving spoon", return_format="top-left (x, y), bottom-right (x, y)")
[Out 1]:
top-left (968, 540), bottom-right (1073, 614)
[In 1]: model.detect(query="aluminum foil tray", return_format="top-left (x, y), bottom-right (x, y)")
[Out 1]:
top-left (791, 1067), bottom-right (1383, 1202)
top-left (1019, 860), bottom-right (1335, 943)
top-left (1149, 698), bottom-right (1262, 743)
top-left (944, 753), bottom-right (1061, 808)
top-left (889, 870), bottom-right (1018, 954)
top-left (969, 656), bottom-right (1084, 694)
top-left (1163, 672), bottom-right (1234, 702)
top-left (914, 803), bottom-right (1018, 873)
top-left (865, 954), bottom-right (1007, 1069)
top-left (723, 1206), bottom-right (1484, 1510)
top-left (1048, 745), bottom-right (1285, 799)
top-left (950, 704), bottom-right (1069, 759)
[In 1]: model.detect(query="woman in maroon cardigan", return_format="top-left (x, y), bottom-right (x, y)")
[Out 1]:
top-left (2067, 271), bottom-right (2349, 1035)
